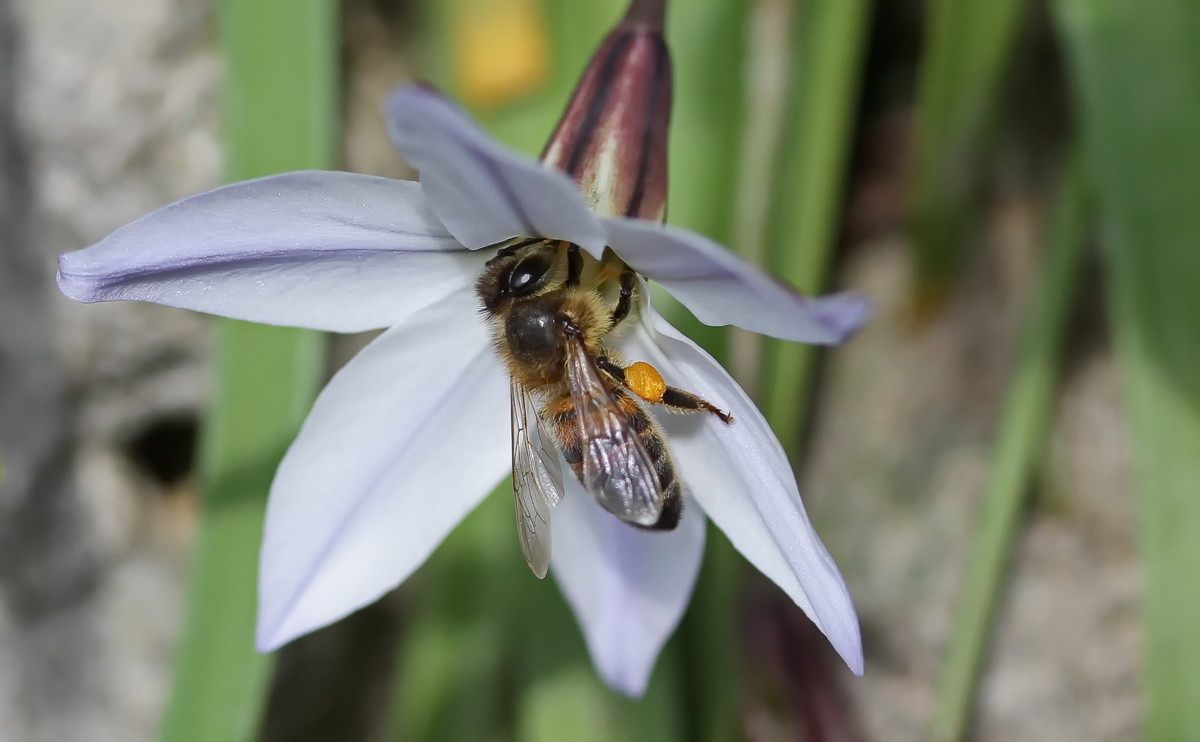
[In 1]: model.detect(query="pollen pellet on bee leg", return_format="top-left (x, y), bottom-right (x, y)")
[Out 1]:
top-left (624, 361), bottom-right (666, 403)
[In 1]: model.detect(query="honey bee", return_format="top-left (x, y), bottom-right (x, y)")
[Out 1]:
top-left (476, 238), bottom-right (732, 577)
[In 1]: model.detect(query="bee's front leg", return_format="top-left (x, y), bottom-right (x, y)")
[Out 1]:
top-left (609, 268), bottom-right (637, 329)
top-left (565, 243), bottom-right (583, 287)
top-left (597, 357), bottom-right (733, 425)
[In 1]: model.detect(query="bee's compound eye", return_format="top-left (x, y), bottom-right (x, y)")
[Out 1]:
top-left (507, 254), bottom-right (553, 297)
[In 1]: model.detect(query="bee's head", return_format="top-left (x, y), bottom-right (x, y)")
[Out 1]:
top-left (476, 240), bottom-right (564, 314)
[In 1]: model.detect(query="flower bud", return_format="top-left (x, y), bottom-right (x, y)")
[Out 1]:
top-left (541, 0), bottom-right (671, 223)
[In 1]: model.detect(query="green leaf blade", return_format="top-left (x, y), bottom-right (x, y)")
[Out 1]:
top-left (931, 160), bottom-right (1089, 742)
top-left (910, 0), bottom-right (1027, 292)
top-left (760, 0), bottom-right (872, 453)
top-left (159, 1), bottom-right (337, 739)
top-left (1054, 1), bottom-right (1200, 738)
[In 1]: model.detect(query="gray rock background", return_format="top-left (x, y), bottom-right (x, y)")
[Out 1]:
top-left (0, 0), bottom-right (1138, 740)
top-left (3, 0), bottom-right (214, 739)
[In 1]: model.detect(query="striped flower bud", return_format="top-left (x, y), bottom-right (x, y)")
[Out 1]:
top-left (541, 0), bottom-right (671, 222)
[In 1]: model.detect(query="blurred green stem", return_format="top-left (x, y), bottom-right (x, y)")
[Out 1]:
top-left (680, 527), bottom-right (741, 742)
top-left (663, 0), bottom-right (749, 357)
top-left (931, 159), bottom-right (1088, 742)
top-left (760, 0), bottom-right (871, 455)
top-left (159, 1), bottom-right (335, 740)
top-left (910, 0), bottom-right (1027, 294)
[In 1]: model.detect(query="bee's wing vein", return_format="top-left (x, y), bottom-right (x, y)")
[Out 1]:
top-left (511, 382), bottom-right (563, 578)
top-left (564, 337), bottom-right (663, 526)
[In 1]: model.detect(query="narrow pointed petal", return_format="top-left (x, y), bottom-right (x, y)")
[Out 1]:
top-left (57, 171), bottom-right (482, 332)
top-left (257, 294), bottom-right (509, 650)
top-left (605, 218), bottom-right (871, 344)
top-left (618, 307), bottom-right (864, 675)
top-left (551, 476), bottom-right (706, 696)
top-left (541, 0), bottom-right (672, 221)
top-left (385, 85), bottom-right (607, 257)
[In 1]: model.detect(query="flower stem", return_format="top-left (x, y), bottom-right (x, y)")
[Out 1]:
top-left (624, 0), bottom-right (666, 30)
top-left (930, 157), bottom-right (1088, 742)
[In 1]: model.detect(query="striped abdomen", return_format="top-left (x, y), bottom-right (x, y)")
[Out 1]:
top-left (546, 390), bottom-right (682, 530)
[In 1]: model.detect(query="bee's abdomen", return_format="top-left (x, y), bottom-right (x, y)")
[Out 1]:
top-left (548, 391), bottom-right (682, 531)
top-left (632, 405), bottom-right (682, 530)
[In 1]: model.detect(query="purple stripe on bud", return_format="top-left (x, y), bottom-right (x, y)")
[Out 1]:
top-left (541, 0), bottom-right (672, 223)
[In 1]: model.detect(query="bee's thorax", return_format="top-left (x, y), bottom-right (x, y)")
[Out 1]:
top-left (505, 297), bottom-right (564, 368)
top-left (497, 290), bottom-right (603, 390)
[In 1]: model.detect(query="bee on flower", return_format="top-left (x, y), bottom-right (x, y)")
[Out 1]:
top-left (57, 0), bottom-right (868, 695)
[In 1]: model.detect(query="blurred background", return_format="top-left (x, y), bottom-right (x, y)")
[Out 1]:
top-left (2, 0), bottom-right (1196, 740)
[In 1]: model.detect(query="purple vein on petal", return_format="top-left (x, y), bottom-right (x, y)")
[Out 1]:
top-left (809, 292), bottom-right (873, 341)
top-left (259, 339), bottom-right (498, 647)
top-left (465, 140), bottom-right (539, 239)
top-left (601, 512), bottom-right (638, 674)
top-left (57, 247), bottom-right (460, 290)
top-left (404, 84), bottom-right (540, 240)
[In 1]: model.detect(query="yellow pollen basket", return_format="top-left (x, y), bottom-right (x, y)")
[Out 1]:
top-left (625, 361), bottom-right (666, 404)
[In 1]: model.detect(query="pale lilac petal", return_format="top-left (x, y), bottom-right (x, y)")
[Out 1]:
top-left (257, 294), bottom-right (509, 650)
top-left (604, 218), bottom-right (871, 344)
top-left (617, 306), bottom-right (864, 675)
top-left (385, 85), bottom-right (608, 257)
top-left (550, 478), bottom-right (706, 697)
top-left (58, 171), bottom-right (483, 332)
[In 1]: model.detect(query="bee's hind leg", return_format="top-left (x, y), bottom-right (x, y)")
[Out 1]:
top-left (658, 386), bottom-right (734, 424)
top-left (597, 357), bottom-right (733, 425)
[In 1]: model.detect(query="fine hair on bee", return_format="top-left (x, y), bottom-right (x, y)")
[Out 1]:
top-left (475, 237), bottom-right (732, 575)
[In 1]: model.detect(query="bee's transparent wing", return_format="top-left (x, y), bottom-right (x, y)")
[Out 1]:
top-left (511, 382), bottom-right (564, 578)
top-left (563, 337), bottom-right (664, 527)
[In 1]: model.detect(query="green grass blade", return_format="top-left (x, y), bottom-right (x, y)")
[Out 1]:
top-left (1053, 2), bottom-right (1200, 738)
top-left (385, 491), bottom-right (516, 741)
top-left (665, 0), bottom-right (746, 246)
top-left (931, 160), bottom-right (1088, 742)
top-left (910, 0), bottom-right (1027, 294)
top-left (759, 0), bottom-right (872, 454)
top-left (678, 526), bottom-right (741, 742)
top-left (159, 1), bottom-right (336, 740)
top-left (163, 327), bottom-right (325, 742)
top-left (660, 0), bottom-right (749, 358)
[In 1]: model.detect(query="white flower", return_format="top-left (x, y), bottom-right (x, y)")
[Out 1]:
top-left (57, 83), bottom-right (867, 696)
